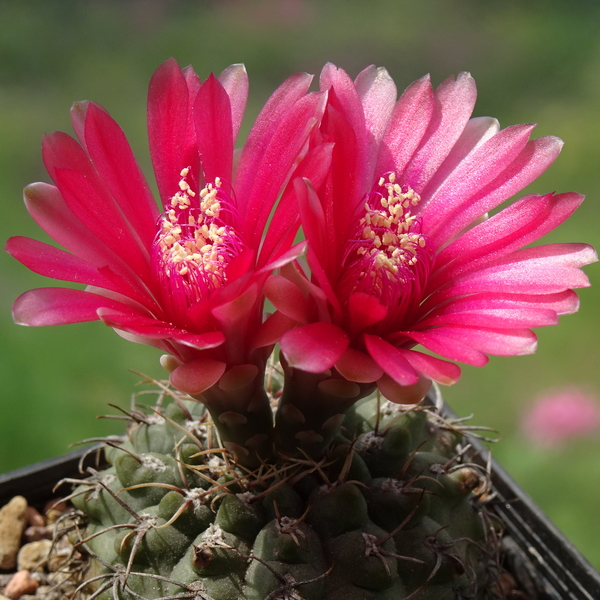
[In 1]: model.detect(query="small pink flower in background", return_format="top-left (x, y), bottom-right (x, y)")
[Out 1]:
top-left (270, 64), bottom-right (597, 403)
top-left (521, 388), bottom-right (600, 448)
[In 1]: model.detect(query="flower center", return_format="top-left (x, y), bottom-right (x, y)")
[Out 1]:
top-left (341, 172), bottom-right (431, 307)
top-left (358, 173), bottom-right (426, 278)
top-left (153, 168), bottom-right (243, 311)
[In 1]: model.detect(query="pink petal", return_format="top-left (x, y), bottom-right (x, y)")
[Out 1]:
top-left (252, 311), bottom-right (298, 349)
top-left (423, 123), bottom-right (537, 240)
top-left (347, 293), bottom-right (387, 334)
top-left (335, 347), bottom-right (383, 383)
top-left (12, 288), bottom-right (132, 326)
top-left (417, 305), bottom-right (558, 329)
top-left (148, 58), bottom-right (199, 203)
top-left (319, 103), bottom-right (365, 262)
top-left (402, 72), bottom-right (477, 192)
top-left (222, 250), bottom-right (254, 285)
top-left (432, 192), bottom-right (584, 286)
top-left (419, 116), bottom-right (500, 195)
top-left (175, 332), bottom-right (226, 350)
top-left (354, 65), bottom-right (397, 150)
top-left (417, 289), bottom-right (570, 329)
top-left (23, 183), bottom-right (118, 266)
top-left (83, 102), bottom-right (159, 247)
top-left (51, 165), bottom-right (151, 279)
top-left (377, 373), bottom-right (432, 404)
top-left (218, 63), bottom-right (248, 143)
top-left (320, 63), bottom-right (367, 146)
top-left (363, 334), bottom-right (419, 385)
top-left (305, 246), bottom-right (342, 317)
top-left (70, 101), bottom-right (98, 152)
top-left (403, 330), bottom-right (489, 367)
top-left (170, 358), bottom-right (227, 396)
top-left (42, 132), bottom-right (151, 278)
top-left (234, 71), bottom-right (313, 217)
top-left (264, 274), bottom-right (310, 324)
top-left (294, 177), bottom-right (330, 276)
top-left (431, 243), bottom-right (594, 301)
top-left (262, 241), bottom-right (309, 274)
top-left (376, 74), bottom-right (435, 178)
top-left (425, 290), bottom-right (580, 317)
top-left (239, 91), bottom-right (325, 247)
top-left (396, 348), bottom-right (462, 385)
top-left (22, 183), bottom-right (151, 301)
top-left (320, 63), bottom-right (369, 190)
top-left (428, 135), bottom-right (564, 246)
top-left (195, 74), bottom-right (234, 183)
top-left (7, 236), bottom-right (113, 288)
top-left (278, 258), bottom-right (340, 321)
top-left (98, 309), bottom-right (225, 349)
top-left (280, 322), bottom-right (349, 373)
top-left (424, 122), bottom-right (535, 216)
top-left (258, 142), bottom-right (333, 269)
top-left (408, 326), bottom-right (537, 360)
top-left (70, 100), bottom-right (87, 144)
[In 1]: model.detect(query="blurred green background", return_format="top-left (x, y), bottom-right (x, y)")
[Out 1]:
top-left (2, 0), bottom-right (600, 567)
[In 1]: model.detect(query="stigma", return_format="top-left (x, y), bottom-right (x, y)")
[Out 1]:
top-left (152, 168), bottom-right (243, 308)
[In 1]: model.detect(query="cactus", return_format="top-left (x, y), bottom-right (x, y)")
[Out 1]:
top-left (8, 57), bottom-right (593, 600)
top-left (65, 370), bottom-right (504, 600)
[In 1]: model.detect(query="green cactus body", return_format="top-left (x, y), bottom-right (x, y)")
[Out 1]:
top-left (69, 391), bottom-right (501, 600)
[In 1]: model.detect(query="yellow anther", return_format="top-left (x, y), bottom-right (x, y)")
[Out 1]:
top-left (382, 231), bottom-right (396, 245)
top-left (355, 175), bottom-right (427, 284)
top-left (155, 175), bottom-right (242, 300)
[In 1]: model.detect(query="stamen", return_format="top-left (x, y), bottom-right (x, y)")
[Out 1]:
top-left (342, 172), bottom-right (431, 303)
top-left (152, 169), bottom-right (244, 312)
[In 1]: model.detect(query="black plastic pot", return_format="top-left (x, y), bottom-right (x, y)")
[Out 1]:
top-left (427, 386), bottom-right (600, 600)
top-left (0, 443), bottom-right (106, 508)
top-left (1, 394), bottom-right (599, 600)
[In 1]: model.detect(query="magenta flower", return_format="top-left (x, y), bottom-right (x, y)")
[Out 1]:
top-left (521, 387), bottom-right (600, 448)
top-left (6, 58), bottom-right (325, 399)
top-left (273, 64), bottom-right (596, 402)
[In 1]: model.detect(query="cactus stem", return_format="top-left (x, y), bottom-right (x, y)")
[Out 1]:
top-left (243, 552), bottom-right (333, 600)
top-left (65, 383), bottom-right (505, 599)
top-left (378, 489), bottom-right (428, 545)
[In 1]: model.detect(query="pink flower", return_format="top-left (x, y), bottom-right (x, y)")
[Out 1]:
top-left (272, 64), bottom-right (596, 402)
top-left (521, 388), bottom-right (600, 447)
top-left (6, 58), bottom-right (325, 397)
